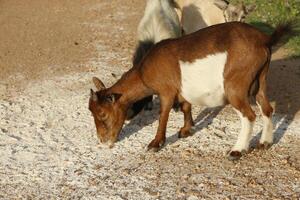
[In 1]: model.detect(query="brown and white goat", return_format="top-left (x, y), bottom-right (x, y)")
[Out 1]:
top-left (175, 0), bottom-right (256, 34)
top-left (89, 21), bottom-right (294, 160)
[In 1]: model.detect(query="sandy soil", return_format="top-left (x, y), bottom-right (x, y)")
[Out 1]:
top-left (0, 0), bottom-right (299, 199)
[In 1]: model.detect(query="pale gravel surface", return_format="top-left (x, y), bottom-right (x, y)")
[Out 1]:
top-left (0, 0), bottom-right (300, 199)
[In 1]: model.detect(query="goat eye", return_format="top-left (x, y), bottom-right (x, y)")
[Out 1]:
top-left (102, 114), bottom-right (108, 120)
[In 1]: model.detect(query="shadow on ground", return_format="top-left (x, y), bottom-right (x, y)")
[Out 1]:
top-left (119, 98), bottom-right (159, 141)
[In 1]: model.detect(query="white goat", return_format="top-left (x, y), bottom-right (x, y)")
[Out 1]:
top-left (175, 0), bottom-right (255, 34)
top-left (137, 0), bottom-right (181, 44)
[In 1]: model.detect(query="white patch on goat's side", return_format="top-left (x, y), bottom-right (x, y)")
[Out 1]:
top-left (232, 108), bottom-right (254, 152)
top-left (257, 102), bottom-right (274, 144)
top-left (180, 52), bottom-right (227, 107)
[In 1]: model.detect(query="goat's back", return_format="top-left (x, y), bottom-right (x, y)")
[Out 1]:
top-left (145, 22), bottom-right (269, 63)
top-left (139, 22), bottom-right (270, 93)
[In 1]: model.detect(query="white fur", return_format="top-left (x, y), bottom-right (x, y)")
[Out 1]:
top-left (232, 109), bottom-right (254, 152)
top-left (138, 0), bottom-right (181, 43)
top-left (257, 103), bottom-right (274, 144)
top-left (180, 52), bottom-right (227, 107)
top-left (177, 0), bottom-right (226, 34)
top-left (175, 0), bottom-right (251, 34)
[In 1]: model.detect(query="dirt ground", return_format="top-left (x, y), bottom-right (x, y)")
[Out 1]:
top-left (0, 0), bottom-right (299, 199)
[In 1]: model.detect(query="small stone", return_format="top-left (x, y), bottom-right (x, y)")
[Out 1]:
top-left (142, 188), bottom-right (158, 196)
top-left (187, 195), bottom-right (199, 200)
top-left (1, 128), bottom-right (8, 133)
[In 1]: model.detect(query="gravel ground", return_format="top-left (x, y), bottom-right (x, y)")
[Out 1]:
top-left (0, 0), bottom-right (299, 199)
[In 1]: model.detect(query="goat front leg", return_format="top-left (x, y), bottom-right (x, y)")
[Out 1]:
top-left (178, 101), bottom-right (194, 138)
top-left (147, 94), bottom-right (174, 152)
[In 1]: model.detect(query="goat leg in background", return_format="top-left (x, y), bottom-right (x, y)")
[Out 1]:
top-left (126, 95), bottom-right (153, 120)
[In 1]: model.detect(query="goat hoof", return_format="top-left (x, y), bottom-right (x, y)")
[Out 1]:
top-left (147, 139), bottom-right (165, 152)
top-left (257, 142), bottom-right (272, 150)
top-left (147, 146), bottom-right (160, 152)
top-left (178, 130), bottom-right (192, 138)
top-left (227, 150), bottom-right (246, 161)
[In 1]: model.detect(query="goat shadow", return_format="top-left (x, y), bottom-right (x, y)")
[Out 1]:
top-left (118, 98), bottom-right (160, 141)
top-left (120, 56), bottom-right (300, 146)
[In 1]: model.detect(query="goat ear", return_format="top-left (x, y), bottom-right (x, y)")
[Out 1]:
top-left (105, 93), bottom-right (122, 103)
top-left (245, 4), bottom-right (256, 14)
top-left (90, 89), bottom-right (98, 102)
top-left (92, 77), bottom-right (105, 90)
top-left (214, 0), bottom-right (229, 11)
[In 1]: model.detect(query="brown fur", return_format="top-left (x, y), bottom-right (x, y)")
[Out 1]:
top-left (89, 21), bottom-right (293, 152)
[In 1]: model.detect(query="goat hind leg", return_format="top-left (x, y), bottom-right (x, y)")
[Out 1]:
top-left (256, 100), bottom-right (273, 150)
top-left (256, 61), bottom-right (273, 149)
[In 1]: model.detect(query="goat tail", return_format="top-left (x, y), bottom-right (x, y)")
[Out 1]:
top-left (132, 40), bottom-right (155, 66)
top-left (268, 18), bottom-right (300, 47)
